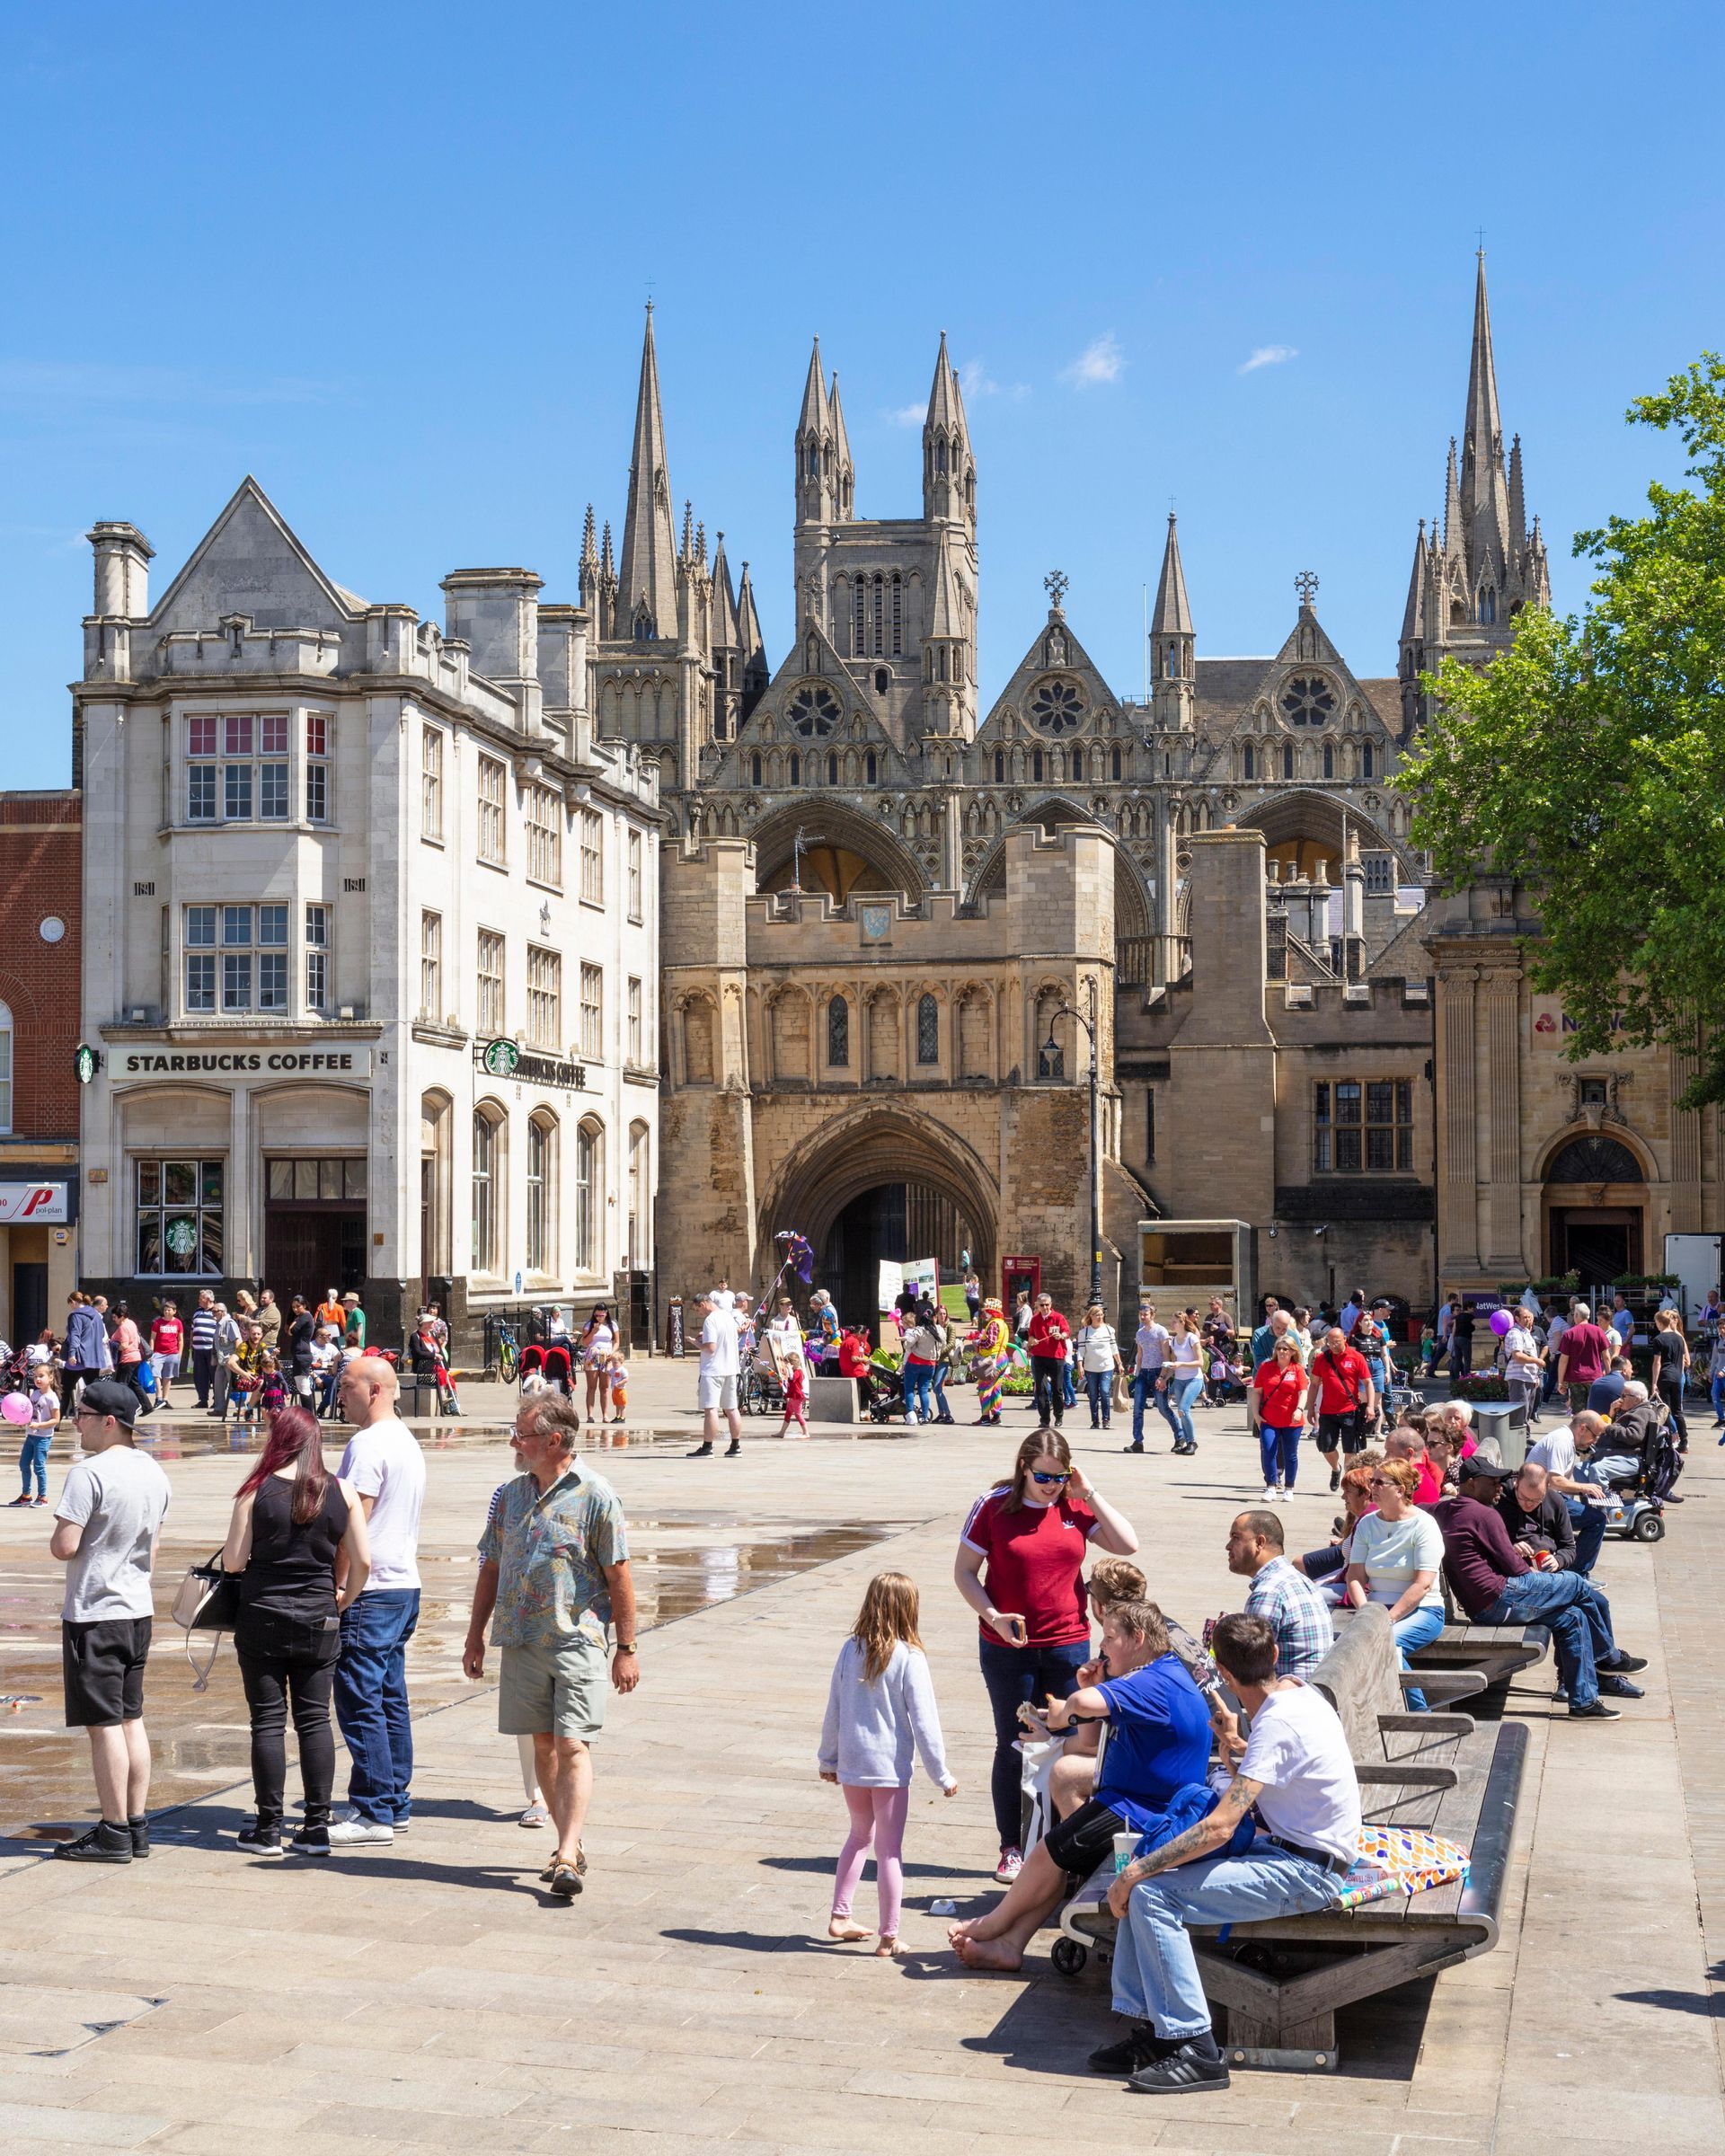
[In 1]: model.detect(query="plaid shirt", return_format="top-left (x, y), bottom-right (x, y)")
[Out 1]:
top-left (1245, 1556), bottom-right (1335, 1678)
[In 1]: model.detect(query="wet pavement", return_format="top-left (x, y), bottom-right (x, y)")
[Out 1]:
top-left (0, 1416), bottom-right (901, 1842)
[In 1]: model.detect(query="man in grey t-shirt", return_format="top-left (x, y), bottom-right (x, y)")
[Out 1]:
top-left (49, 1379), bottom-right (171, 1863)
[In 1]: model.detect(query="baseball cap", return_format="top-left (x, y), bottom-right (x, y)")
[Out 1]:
top-left (77, 1378), bottom-right (137, 1430)
top-left (1457, 1460), bottom-right (1516, 1485)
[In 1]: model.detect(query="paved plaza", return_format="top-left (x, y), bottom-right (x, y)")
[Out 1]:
top-left (1, 1366), bottom-right (1721, 2152)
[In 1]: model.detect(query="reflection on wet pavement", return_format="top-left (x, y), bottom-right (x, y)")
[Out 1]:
top-left (0, 1421), bottom-right (898, 1840)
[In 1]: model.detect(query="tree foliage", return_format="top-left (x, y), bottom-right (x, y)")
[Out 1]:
top-left (1400, 353), bottom-right (1725, 1105)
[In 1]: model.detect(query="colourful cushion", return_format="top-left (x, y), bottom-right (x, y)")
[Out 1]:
top-left (1333, 1825), bottom-right (1471, 1910)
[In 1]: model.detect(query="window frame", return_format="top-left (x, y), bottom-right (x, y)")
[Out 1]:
top-left (526, 782), bottom-right (562, 890)
top-left (134, 1155), bottom-right (225, 1277)
top-left (477, 928), bottom-right (507, 1036)
top-left (1314, 1076), bottom-right (1415, 1174)
top-left (579, 806), bottom-right (604, 906)
top-left (476, 754), bottom-right (508, 866)
top-left (526, 1112), bottom-right (558, 1275)
top-left (471, 1107), bottom-right (504, 1275)
top-left (626, 826), bottom-right (644, 922)
top-left (579, 962), bottom-right (604, 1063)
top-left (420, 909), bottom-right (442, 1022)
top-left (526, 943), bottom-right (562, 1051)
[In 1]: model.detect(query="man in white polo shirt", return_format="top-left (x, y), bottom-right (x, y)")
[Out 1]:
top-left (687, 1292), bottom-right (742, 1460)
top-left (330, 1356), bottom-right (427, 1845)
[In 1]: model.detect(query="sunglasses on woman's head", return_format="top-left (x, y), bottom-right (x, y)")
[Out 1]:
top-left (1029, 1468), bottom-right (1070, 1486)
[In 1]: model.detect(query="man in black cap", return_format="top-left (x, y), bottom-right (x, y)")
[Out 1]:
top-left (48, 1379), bottom-right (172, 1860)
top-left (1431, 1459), bottom-right (1643, 1720)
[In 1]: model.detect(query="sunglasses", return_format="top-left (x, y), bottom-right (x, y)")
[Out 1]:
top-left (1029, 1469), bottom-right (1070, 1487)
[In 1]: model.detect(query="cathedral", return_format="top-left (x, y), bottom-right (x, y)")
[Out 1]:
top-left (589, 264), bottom-right (1710, 1330)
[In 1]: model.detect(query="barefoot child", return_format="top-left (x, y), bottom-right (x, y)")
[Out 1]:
top-left (819, 1571), bottom-right (958, 1957)
top-left (777, 1351), bottom-right (809, 1439)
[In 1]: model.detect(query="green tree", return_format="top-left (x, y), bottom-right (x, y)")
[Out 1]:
top-left (1400, 352), bottom-right (1725, 1105)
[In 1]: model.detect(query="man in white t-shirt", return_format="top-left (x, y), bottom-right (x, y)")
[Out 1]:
top-left (688, 1292), bottom-right (742, 1459)
top-left (1092, 1611), bottom-right (1360, 2095)
top-left (1500, 1304), bottom-right (1544, 1427)
top-left (331, 1356), bottom-right (428, 1845)
top-left (1526, 1410), bottom-right (1609, 1575)
top-left (49, 1379), bottom-right (172, 1863)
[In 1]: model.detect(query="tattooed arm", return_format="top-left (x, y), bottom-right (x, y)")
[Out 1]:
top-left (1105, 1774), bottom-right (1261, 1919)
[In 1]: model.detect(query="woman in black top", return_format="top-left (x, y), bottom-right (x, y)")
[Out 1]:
top-left (221, 1404), bottom-right (370, 1855)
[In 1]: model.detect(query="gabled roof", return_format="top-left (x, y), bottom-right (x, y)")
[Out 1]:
top-left (978, 608), bottom-right (1123, 738)
top-left (149, 475), bottom-right (367, 632)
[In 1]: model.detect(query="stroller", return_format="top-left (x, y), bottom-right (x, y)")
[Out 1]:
top-left (518, 1342), bottom-right (575, 1397)
top-left (862, 1360), bottom-right (906, 1425)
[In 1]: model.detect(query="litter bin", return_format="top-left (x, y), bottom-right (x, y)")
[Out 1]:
top-left (1472, 1400), bottom-right (1526, 1470)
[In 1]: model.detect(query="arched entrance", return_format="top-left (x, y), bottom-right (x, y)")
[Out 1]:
top-left (761, 1106), bottom-right (998, 1330)
top-left (1541, 1131), bottom-right (1649, 1296)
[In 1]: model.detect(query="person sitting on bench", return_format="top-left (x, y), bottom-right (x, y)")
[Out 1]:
top-left (1088, 1611), bottom-right (1360, 2097)
top-left (1432, 1460), bottom-right (1648, 1721)
top-left (947, 1595), bottom-right (1211, 1972)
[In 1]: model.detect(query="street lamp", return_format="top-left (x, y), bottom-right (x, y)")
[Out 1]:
top-left (1044, 982), bottom-right (1103, 1309)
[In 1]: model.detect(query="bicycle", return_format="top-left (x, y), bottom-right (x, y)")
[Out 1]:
top-left (492, 1320), bottom-right (520, 1384)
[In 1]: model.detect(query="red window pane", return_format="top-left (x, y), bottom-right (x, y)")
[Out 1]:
top-left (305, 713), bottom-right (327, 756)
top-left (224, 713), bottom-right (253, 756)
top-left (188, 715), bottom-right (217, 757)
top-left (260, 713), bottom-right (288, 755)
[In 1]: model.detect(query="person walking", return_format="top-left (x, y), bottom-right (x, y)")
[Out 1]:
top-left (579, 1303), bottom-right (616, 1419)
top-left (463, 1393), bottom-right (639, 1898)
top-left (1158, 1312), bottom-right (1205, 1454)
top-left (1074, 1303), bottom-right (1124, 1432)
top-left (188, 1290), bottom-right (219, 1409)
top-left (220, 1406), bottom-right (372, 1855)
top-left (1025, 1294), bottom-right (1071, 1427)
top-left (963, 1267), bottom-right (983, 1326)
top-left (1650, 1311), bottom-right (1692, 1451)
top-left (49, 1379), bottom-right (172, 1861)
top-left (899, 1305), bottom-right (942, 1427)
top-left (971, 1297), bottom-right (1012, 1427)
top-left (1126, 1303), bottom-right (1171, 1454)
top-left (148, 1302), bottom-right (184, 1408)
top-left (329, 1357), bottom-right (427, 1845)
top-left (62, 1292), bottom-right (107, 1411)
top-left (688, 1290), bottom-right (743, 1458)
top-left (953, 1429), bottom-right (1139, 1883)
top-left (1248, 1333), bottom-right (1307, 1498)
top-left (1305, 1326), bottom-right (1377, 1493)
top-left (820, 1571), bottom-right (957, 1957)
top-left (341, 1292), bottom-right (367, 1351)
top-left (109, 1303), bottom-right (152, 1418)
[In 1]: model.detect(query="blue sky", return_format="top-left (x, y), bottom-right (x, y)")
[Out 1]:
top-left (3, 0), bottom-right (1721, 787)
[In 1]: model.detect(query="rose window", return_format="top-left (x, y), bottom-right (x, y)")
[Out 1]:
top-left (1280, 675), bottom-right (1337, 727)
top-left (1029, 676), bottom-right (1086, 733)
top-left (786, 684), bottom-right (842, 737)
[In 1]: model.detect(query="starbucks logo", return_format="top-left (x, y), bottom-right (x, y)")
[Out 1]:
top-left (482, 1038), bottom-right (521, 1077)
top-left (165, 1218), bottom-right (198, 1259)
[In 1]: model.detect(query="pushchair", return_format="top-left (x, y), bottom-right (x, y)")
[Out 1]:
top-left (862, 1360), bottom-right (906, 1425)
top-left (518, 1342), bottom-right (574, 1397)
top-left (739, 1348), bottom-right (785, 1418)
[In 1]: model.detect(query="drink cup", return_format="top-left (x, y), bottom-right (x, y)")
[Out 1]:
top-left (1113, 1832), bottom-right (1139, 1875)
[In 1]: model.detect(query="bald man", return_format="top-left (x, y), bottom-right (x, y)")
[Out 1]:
top-left (331, 1355), bottom-right (428, 1845)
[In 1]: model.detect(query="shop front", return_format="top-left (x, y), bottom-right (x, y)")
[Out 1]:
top-left (0, 1175), bottom-right (77, 1343)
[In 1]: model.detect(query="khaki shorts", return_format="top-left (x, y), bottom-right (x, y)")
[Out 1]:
top-left (497, 1631), bottom-right (609, 1740)
top-left (698, 1372), bottom-right (739, 1412)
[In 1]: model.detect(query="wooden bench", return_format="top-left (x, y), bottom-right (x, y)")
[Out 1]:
top-left (1406, 1617), bottom-right (1552, 1697)
top-left (1056, 1607), bottom-right (1527, 2072)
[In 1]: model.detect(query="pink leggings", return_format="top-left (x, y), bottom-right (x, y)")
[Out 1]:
top-left (832, 1782), bottom-right (910, 1937)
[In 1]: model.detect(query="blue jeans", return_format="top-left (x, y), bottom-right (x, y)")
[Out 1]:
top-left (1712, 1370), bottom-right (1725, 1422)
top-left (1112, 1840), bottom-right (1340, 2037)
top-left (903, 1364), bottom-right (933, 1419)
top-left (932, 1367), bottom-right (951, 1420)
top-left (19, 1429), bottom-right (50, 1497)
top-left (1163, 1373), bottom-right (1201, 1447)
top-left (978, 1633), bottom-right (1089, 1849)
top-left (334, 1588), bottom-right (420, 1823)
top-left (1566, 1496), bottom-right (1607, 1576)
top-left (1473, 1570), bottom-right (1619, 1709)
top-left (1084, 1370), bottom-right (1113, 1427)
top-left (1391, 1603), bottom-right (1446, 1712)
top-left (1130, 1370), bottom-right (1163, 1443)
top-left (1257, 1422), bottom-right (1301, 1489)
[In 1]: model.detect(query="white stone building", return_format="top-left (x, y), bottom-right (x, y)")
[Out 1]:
top-left (74, 481), bottom-right (662, 1348)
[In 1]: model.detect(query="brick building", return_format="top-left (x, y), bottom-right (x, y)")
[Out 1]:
top-left (0, 791), bottom-right (82, 1341)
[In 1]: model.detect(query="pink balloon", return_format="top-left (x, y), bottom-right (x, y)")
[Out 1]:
top-left (1488, 1309), bottom-right (1514, 1337)
top-left (1, 1392), bottom-right (34, 1426)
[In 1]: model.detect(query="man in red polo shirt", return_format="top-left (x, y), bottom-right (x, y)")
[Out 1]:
top-left (1026, 1294), bottom-right (1072, 1427)
top-left (1305, 1326), bottom-right (1378, 1494)
top-left (1555, 1303), bottom-right (1614, 1413)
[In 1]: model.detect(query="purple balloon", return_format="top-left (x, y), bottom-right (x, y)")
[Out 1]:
top-left (1488, 1309), bottom-right (1514, 1337)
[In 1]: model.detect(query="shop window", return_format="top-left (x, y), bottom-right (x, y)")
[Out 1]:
top-left (526, 944), bottom-right (561, 1049)
top-left (136, 1157), bottom-right (224, 1276)
top-left (575, 1119), bottom-right (602, 1272)
top-left (477, 755), bottom-right (507, 864)
top-left (526, 1112), bottom-right (558, 1274)
top-left (579, 807), bottom-right (604, 905)
top-left (472, 1108), bottom-right (504, 1273)
top-left (580, 963), bottom-right (604, 1061)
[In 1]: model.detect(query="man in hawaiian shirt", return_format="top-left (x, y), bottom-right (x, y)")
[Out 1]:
top-left (462, 1393), bottom-right (639, 1899)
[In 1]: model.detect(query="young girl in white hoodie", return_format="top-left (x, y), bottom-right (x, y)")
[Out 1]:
top-left (818, 1570), bottom-right (957, 1957)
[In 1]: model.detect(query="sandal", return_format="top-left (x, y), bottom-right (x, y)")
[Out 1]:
top-left (548, 1857), bottom-right (583, 1899)
top-left (518, 1801), bottom-right (549, 1828)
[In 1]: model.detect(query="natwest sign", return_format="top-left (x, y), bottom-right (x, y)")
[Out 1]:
top-left (0, 1183), bottom-right (70, 1224)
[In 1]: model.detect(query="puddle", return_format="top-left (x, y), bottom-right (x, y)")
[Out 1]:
top-left (0, 1512), bottom-right (895, 1841)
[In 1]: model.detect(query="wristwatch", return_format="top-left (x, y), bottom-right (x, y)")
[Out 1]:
top-left (615, 1641), bottom-right (638, 1655)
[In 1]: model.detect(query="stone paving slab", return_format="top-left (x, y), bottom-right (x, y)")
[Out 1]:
top-left (1, 1404), bottom-right (1721, 2149)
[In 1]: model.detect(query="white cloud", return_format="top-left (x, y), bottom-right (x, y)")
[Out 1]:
top-left (886, 402), bottom-right (925, 428)
top-left (1061, 332), bottom-right (1125, 388)
top-left (1237, 344), bottom-right (1298, 375)
top-left (959, 358), bottom-right (1030, 403)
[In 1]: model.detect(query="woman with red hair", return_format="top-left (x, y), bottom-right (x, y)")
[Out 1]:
top-left (219, 1406), bottom-right (372, 1856)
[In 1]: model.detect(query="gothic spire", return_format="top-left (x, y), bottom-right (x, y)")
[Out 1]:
top-left (923, 332), bottom-right (975, 525)
top-left (709, 530), bottom-right (738, 647)
top-left (616, 303), bottom-right (679, 638)
top-left (1442, 438), bottom-right (1464, 558)
top-left (580, 502), bottom-right (597, 565)
top-left (1400, 518), bottom-right (1429, 643)
top-left (1150, 512), bottom-right (1194, 637)
top-left (795, 336), bottom-right (834, 524)
top-left (828, 371), bottom-right (854, 520)
top-left (737, 560), bottom-right (765, 662)
top-left (1460, 252), bottom-right (1512, 566)
top-left (1507, 431), bottom-right (1527, 548)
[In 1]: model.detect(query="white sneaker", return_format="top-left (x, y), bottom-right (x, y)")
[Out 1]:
top-left (327, 1817), bottom-right (394, 1847)
top-left (1262, 1486), bottom-right (1278, 1501)
top-left (995, 1846), bottom-right (1023, 1883)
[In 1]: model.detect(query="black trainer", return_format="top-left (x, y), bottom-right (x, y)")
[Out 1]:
top-left (54, 1821), bottom-right (132, 1863)
top-left (291, 1825), bottom-right (331, 1858)
top-left (1088, 2024), bottom-right (1174, 2076)
top-left (686, 1442), bottom-right (713, 1457)
top-left (1606, 1653), bottom-right (1649, 1674)
top-left (128, 1815), bottom-right (150, 1860)
top-left (1598, 1675), bottom-right (1644, 1699)
top-left (724, 1440), bottom-right (741, 1457)
top-left (235, 1820), bottom-right (284, 1854)
top-left (1329, 1466), bottom-right (1342, 1492)
top-left (1126, 2037), bottom-right (1231, 2095)
top-left (1568, 1698), bottom-right (1622, 1720)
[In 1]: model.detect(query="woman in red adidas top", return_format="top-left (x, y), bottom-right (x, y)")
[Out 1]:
top-left (954, 1429), bottom-right (1139, 1883)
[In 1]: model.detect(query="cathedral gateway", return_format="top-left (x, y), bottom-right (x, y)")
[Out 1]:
top-left (607, 259), bottom-right (1703, 1326)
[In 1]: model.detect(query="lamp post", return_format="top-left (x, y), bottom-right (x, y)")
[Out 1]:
top-left (1045, 979), bottom-right (1103, 1310)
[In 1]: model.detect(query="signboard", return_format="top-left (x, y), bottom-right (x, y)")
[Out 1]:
top-left (0, 1184), bottom-right (69, 1224)
top-left (1531, 998), bottom-right (1627, 1048)
top-left (117, 1046), bottom-right (373, 1080)
top-left (473, 1041), bottom-right (587, 1091)
top-left (878, 1257), bottom-right (939, 1312)
top-left (74, 1044), bottom-right (101, 1084)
